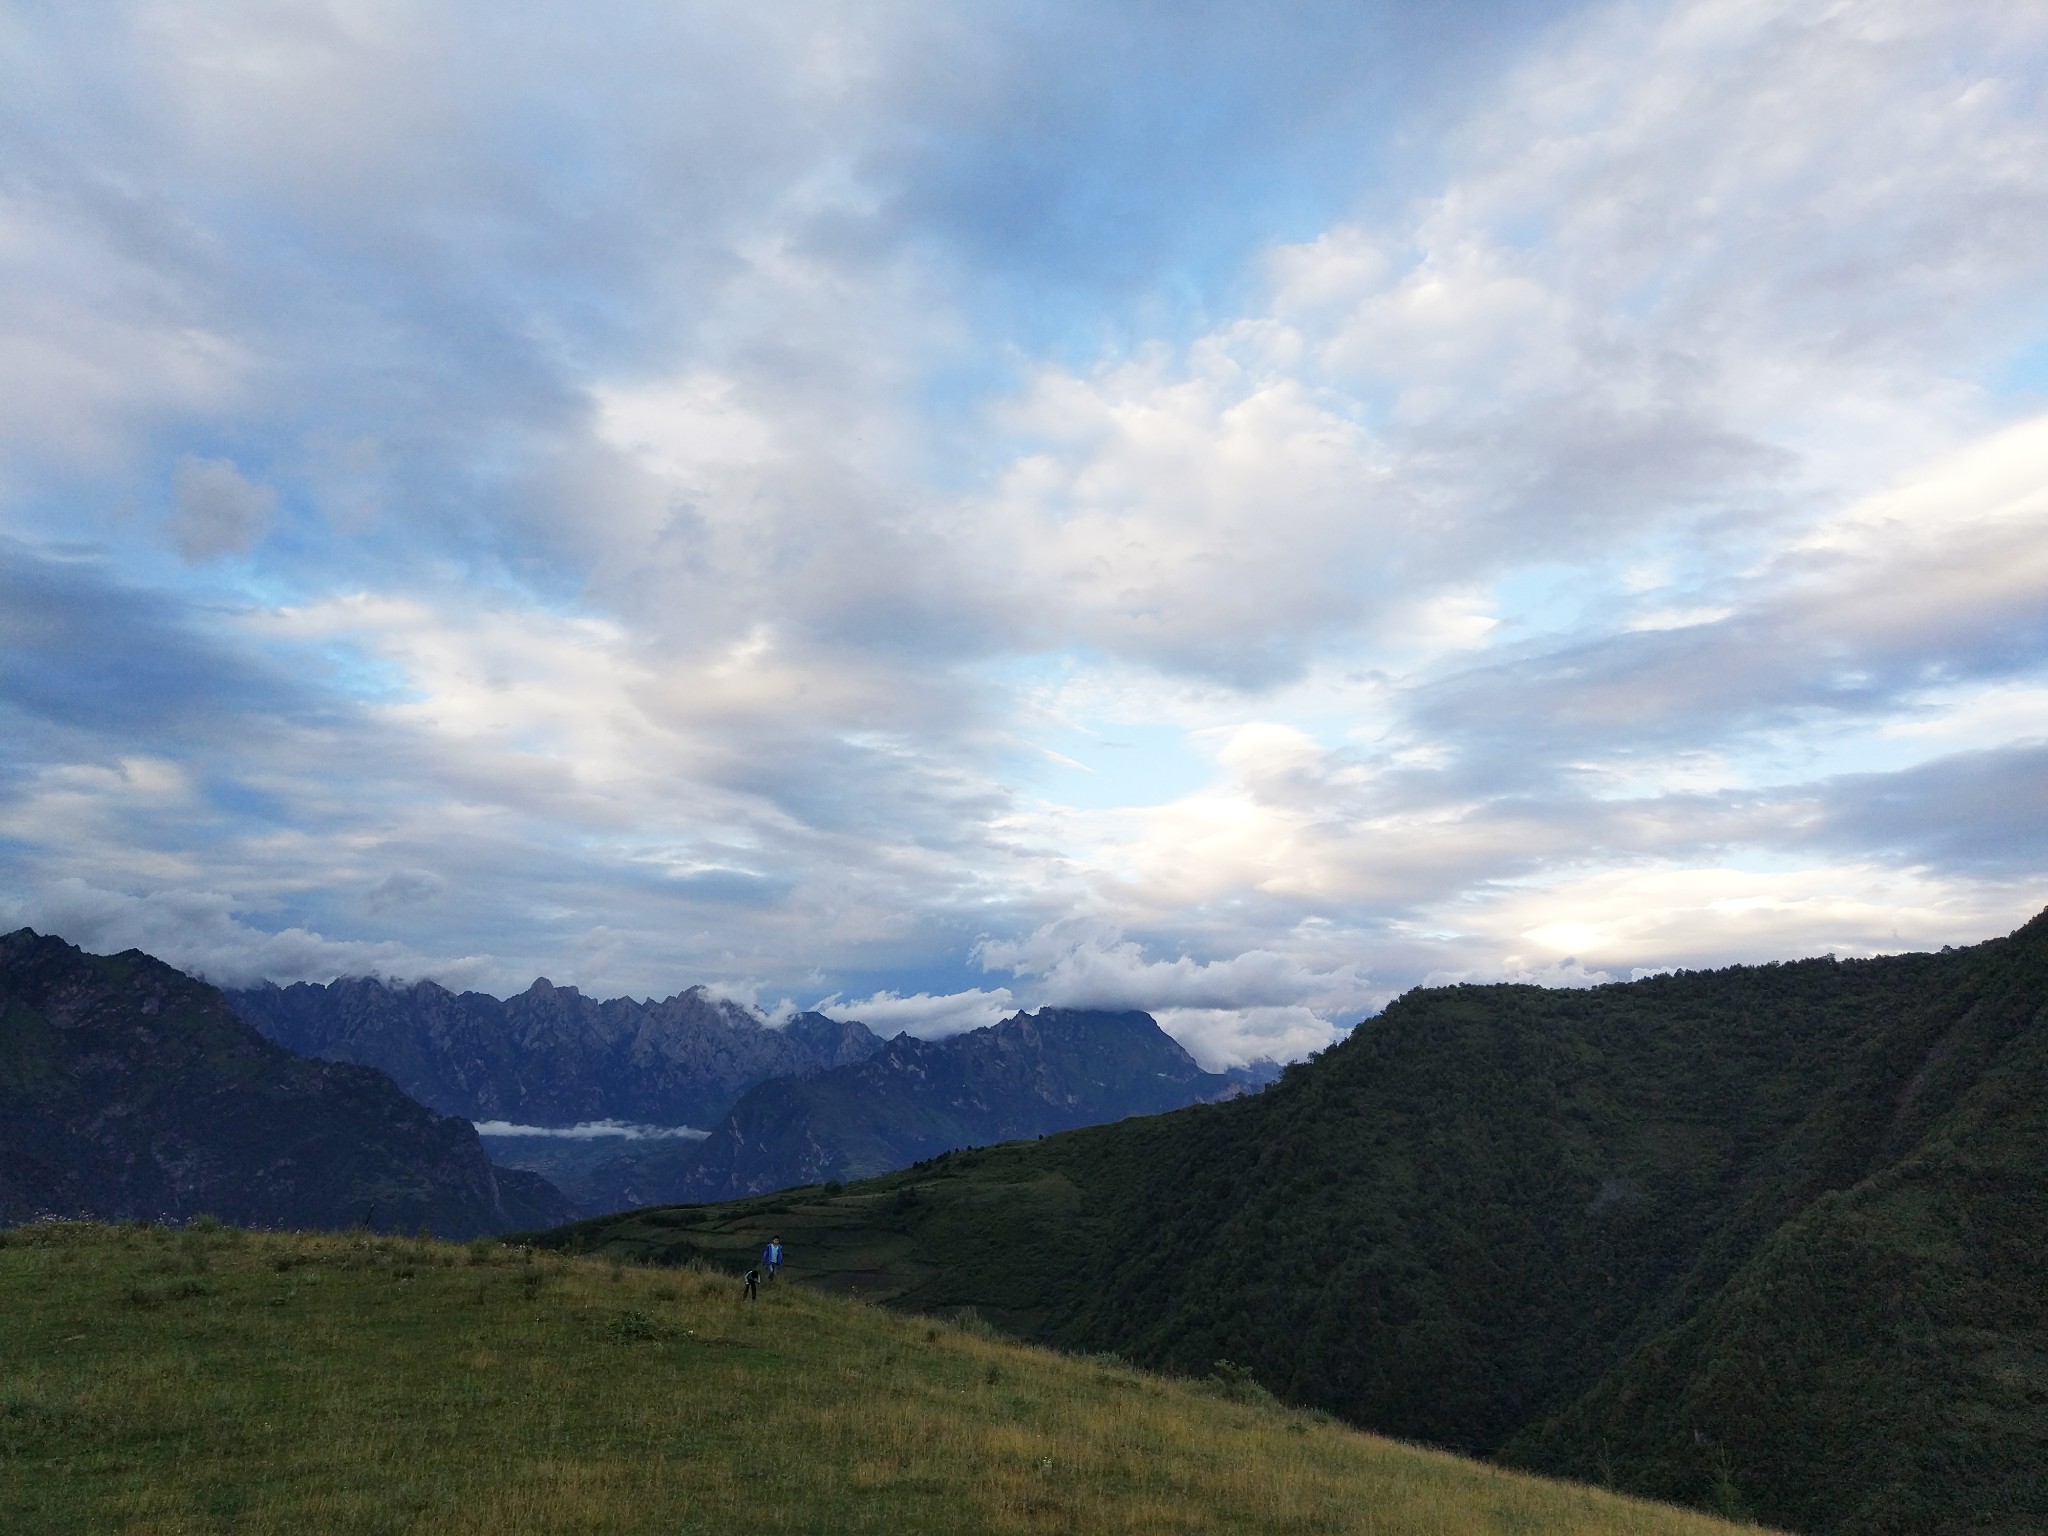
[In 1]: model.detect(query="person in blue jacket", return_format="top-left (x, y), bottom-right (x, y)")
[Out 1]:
top-left (763, 1236), bottom-right (783, 1282)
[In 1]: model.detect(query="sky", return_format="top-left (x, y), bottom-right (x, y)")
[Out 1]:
top-left (4, 0), bottom-right (2048, 1067)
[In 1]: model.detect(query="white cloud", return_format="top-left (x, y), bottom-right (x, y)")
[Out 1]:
top-left (1437, 861), bottom-right (2040, 978)
top-left (817, 987), bottom-right (1018, 1039)
top-left (593, 373), bottom-right (779, 481)
top-left (1, 877), bottom-right (485, 990)
top-left (1150, 1006), bottom-right (1344, 1072)
top-left (976, 920), bottom-right (1365, 1064)
top-left (0, 185), bottom-right (252, 484)
top-left (471, 1120), bottom-right (708, 1140)
top-left (984, 350), bottom-right (1394, 682)
top-left (973, 0), bottom-right (2048, 695)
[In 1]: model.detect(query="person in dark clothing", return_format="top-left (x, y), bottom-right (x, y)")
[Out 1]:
top-left (743, 1267), bottom-right (759, 1302)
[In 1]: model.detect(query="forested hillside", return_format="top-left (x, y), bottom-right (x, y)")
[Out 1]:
top-left (0, 931), bottom-right (570, 1237)
top-left (539, 912), bottom-right (2048, 1534)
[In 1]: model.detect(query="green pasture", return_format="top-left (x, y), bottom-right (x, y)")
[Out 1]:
top-left (0, 1220), bottom-right (1768, 1535)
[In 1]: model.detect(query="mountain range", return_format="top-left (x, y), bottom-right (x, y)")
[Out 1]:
top-left (12, 941), bottom-right (1270, 1229)
top-left (226, 975), bottom-right (882, 1127)
top-left (538, 910), bottom-right (2048, 1535)
top-left (566, 1006), bottom-right (1254, 1210)
top-left (0, 929), bottom-right (571, 1237)
top-left (227, 975), bottom-right (1271, 1214)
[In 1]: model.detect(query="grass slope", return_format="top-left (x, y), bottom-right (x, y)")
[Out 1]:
top-left (535, 915), bottom-right (2048, 1534)
top-left (0, 1221), bottom-right (1763, 1536)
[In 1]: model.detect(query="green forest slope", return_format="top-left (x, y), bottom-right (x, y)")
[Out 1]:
top-left (537, 912), bottom-right (2048, 1535)
top-left (0, 1222), bottom-right (1761, 1536)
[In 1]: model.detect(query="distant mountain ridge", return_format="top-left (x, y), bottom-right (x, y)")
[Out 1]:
top-left (568, 1006), bottom-right (1255, 1211)
top-left (0, 930), bottom-right (571, 1237)
top-left (226, 975), bottom-right (883, 1128)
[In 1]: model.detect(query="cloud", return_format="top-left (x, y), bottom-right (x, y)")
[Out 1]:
top-left (0, 538), bottom-right (304, 740)
top-left (816, 988), bottom-right (1018, 1039)
top-left (983, 351), bottom-right (1397, 685)
top-left (0, 163), bottom-right (251, 480)
top-left (1430, 860), bottom-right (2035, 981)
top-left (979, 918), bottom-right (1368, 1013)
top-left (975, 0), bottom-right (2048, 695)
top-left (471, 1120), bottom-right (708, 1140)
top-left (168, 456), bottom-right (276, 560)
top-left (1399, 410), bottom-right (2048, 776)
top-left (0, 877), bottom-right (485, 990)
top-left (976, 920), bottom-right (1366, 1065)
top-left (1795, 742), bottom-right (2048, 876)
top-left (1, 0), bottom-right (2046, 1060)
top-left (1149, 1006), bottom-right (1348, 1072)
top-left (366, 868), bottom-right (448, 914)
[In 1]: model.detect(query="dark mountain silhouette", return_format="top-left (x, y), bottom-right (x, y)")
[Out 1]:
top-left (541, 911), bottom-right (2048, 1534)
top-left (226, 977), bottom-right (882, 1128)
top-left (1, 930), bottom-right (571, 1237)
top-left (568, 1007), bottom-right (1253, 1211)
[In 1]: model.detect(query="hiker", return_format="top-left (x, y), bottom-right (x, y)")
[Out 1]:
top-left (763, 1236), bottom-right (783, 1282)
top-left (743, 1266), bottom-right (759, 1302)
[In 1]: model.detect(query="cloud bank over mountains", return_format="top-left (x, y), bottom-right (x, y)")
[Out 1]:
top-left (3, 0), bottom-right (2046, 1064)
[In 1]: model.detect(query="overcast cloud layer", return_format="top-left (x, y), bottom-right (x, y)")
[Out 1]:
top-left (4, 0), bottom-right (2046, 1066)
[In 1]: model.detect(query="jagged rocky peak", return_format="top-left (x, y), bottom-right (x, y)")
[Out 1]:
top-left (224, 971), bottom-right (885, 1129)
top-left (567, 1004), bottom-right (1247, 1212)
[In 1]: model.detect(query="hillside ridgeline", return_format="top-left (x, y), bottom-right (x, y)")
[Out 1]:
top-left (0, 930), bottom-right (570, 1237)
top-left (539, 911), bottom-right (2048, 1534)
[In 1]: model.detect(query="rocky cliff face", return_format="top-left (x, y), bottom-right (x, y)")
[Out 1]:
top-left (0, 930), bottom-right (572, 1237)
top-left (569, 1007), bottom-right (1248, 1211)
top-left (226, 978), bottom-right (883, 1128)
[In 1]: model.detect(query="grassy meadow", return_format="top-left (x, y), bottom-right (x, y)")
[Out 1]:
top-left (0, 1220), bottom-right (1774, 1535)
